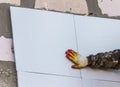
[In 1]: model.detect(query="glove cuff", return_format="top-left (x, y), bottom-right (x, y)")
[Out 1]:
top-left (78, 56), bottom-right (88, 67)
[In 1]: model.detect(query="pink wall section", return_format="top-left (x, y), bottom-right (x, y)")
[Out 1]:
top-left (98, 0), bottom-right (120, 16)
top-left (0, 36), bottom-right (14, 61)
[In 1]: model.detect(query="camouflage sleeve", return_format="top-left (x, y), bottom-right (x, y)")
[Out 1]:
top-left (87, 49), bottom-right (120, 69)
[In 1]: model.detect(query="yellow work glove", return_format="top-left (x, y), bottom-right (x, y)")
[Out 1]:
top-left (65, 49), bottom-right (88, 69)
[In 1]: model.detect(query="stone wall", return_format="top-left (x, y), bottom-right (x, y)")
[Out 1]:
top-left (0, 0), bottom-right (120, 87)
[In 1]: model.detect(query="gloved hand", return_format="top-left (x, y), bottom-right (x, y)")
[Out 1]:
top-left (65, 49), bottom-right (82, 69)
top-left (65, 49), bottom-right (88, 69)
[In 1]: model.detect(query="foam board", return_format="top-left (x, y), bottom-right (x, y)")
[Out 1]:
top-left (92, 80), bottom-right (120, 87)
top-left (11, 6), bottom-right (120, 83)
top-left (81, 68), bottom-right (120, 81)
top-left (17, 72), bottom-right (82, 87)
top-left (82, 79), bottom-right (120, 87)
top-left (75, 16), bottom-right (120, 56)
top-left (10, 7), bottom-right (80, 77)
top-left (75, 16), bottom-right (120, 81)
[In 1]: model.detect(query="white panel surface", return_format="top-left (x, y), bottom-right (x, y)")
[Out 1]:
top-left (10, 7), bottom-right (80, 77)
top-left (81, 68), bottom-right (120, 81)
top-left (75, 16), bottom-right (120, 81)
top-left (92, 80), bottom-right (120, 87)
top-left (83, 79), bottom-right (120, 87)
top-left (17, 72), bottom-right (82, 87)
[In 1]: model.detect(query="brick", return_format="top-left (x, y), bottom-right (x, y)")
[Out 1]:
top-left (35, 0), bottom-right (88, 14)
top-left (0, 0), bottom-right (20, 6)
top-left (98, 0), bottom-right (120, 17)
top-left (0, 36), bottom-right (14, 62)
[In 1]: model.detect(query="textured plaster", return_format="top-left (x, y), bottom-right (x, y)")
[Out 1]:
top-left (0, 36), bottom-right (14, 61)
top-left (0, 0), bottom-right (20, 6)
top-left (35, 0), bottom-right (88, 14)
top-left (98, 0), bottom-right (120, 17)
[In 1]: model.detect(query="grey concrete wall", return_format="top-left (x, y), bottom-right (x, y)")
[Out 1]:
top-left (0, 0), bottom-right (120, 87)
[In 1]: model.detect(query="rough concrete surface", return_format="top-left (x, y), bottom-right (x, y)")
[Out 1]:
top-left (86, 0), bottom-right (103, 16)
top-left (0, 4), bottom-right (12, 38)
top-left (21, 0), bottom-right (35, 8)
top-left (35, 0), bottom-right (88, 15)
top-left (0, 61), bottom-right (17, 87)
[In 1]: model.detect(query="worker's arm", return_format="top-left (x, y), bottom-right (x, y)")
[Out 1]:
top-left (65, 49), bottom-right (120, 69)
